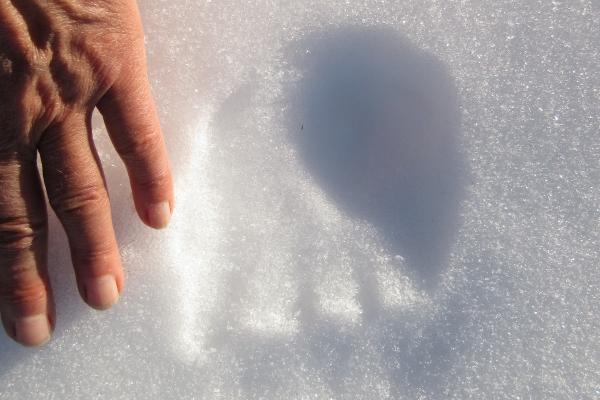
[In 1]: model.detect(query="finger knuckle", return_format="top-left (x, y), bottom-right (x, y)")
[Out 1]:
top-left (136, 168), bottom-right (171, 193)
top-left (117, 130), bottom-right (162, 162)
top-left (0, 216), bottom-right (47, 256)
top-left (73, 242), bottom-right (114, 268)
top-left (49, 182), bottom-right (108, 220)
top-left (0, 280), bottom-right (47, 311)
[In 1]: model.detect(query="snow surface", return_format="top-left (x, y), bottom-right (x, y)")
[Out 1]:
top-left (2, 0), bottom-right (600, 398)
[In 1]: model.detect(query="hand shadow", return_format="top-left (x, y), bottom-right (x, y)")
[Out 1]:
top-left (288, 27), bottom-right (466, 288)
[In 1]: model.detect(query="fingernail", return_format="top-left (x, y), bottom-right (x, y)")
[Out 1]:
top-left (15, 314), bottom-right (52, 347)
top-left (85, 276), bottom-right (119, 310)
top-left (147, 202), bottom-right (171, 229)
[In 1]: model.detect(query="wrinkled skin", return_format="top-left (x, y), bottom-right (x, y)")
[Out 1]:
top-left (0, 0), bottom-right (174, 346)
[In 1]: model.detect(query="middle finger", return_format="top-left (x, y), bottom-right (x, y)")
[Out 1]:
top-left (38, 112), bottom-right (123, 310)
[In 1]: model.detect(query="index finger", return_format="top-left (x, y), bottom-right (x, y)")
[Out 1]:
top-left (96, 49), bottom-right (174, 230)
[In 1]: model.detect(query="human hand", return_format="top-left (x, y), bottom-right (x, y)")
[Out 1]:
top-left (0, 0), bottom-right (173, 346)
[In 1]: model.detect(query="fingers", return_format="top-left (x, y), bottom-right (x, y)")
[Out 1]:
top-left (0, 156), bottom-right (55, 347)
top-left (38, 114), bottom-right (123, 311)
top-left (97, 58), bottom-right (174, 230)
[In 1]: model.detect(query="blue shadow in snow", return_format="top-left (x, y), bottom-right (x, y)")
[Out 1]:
top-left (288, 27), bottom-right (466, 287)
